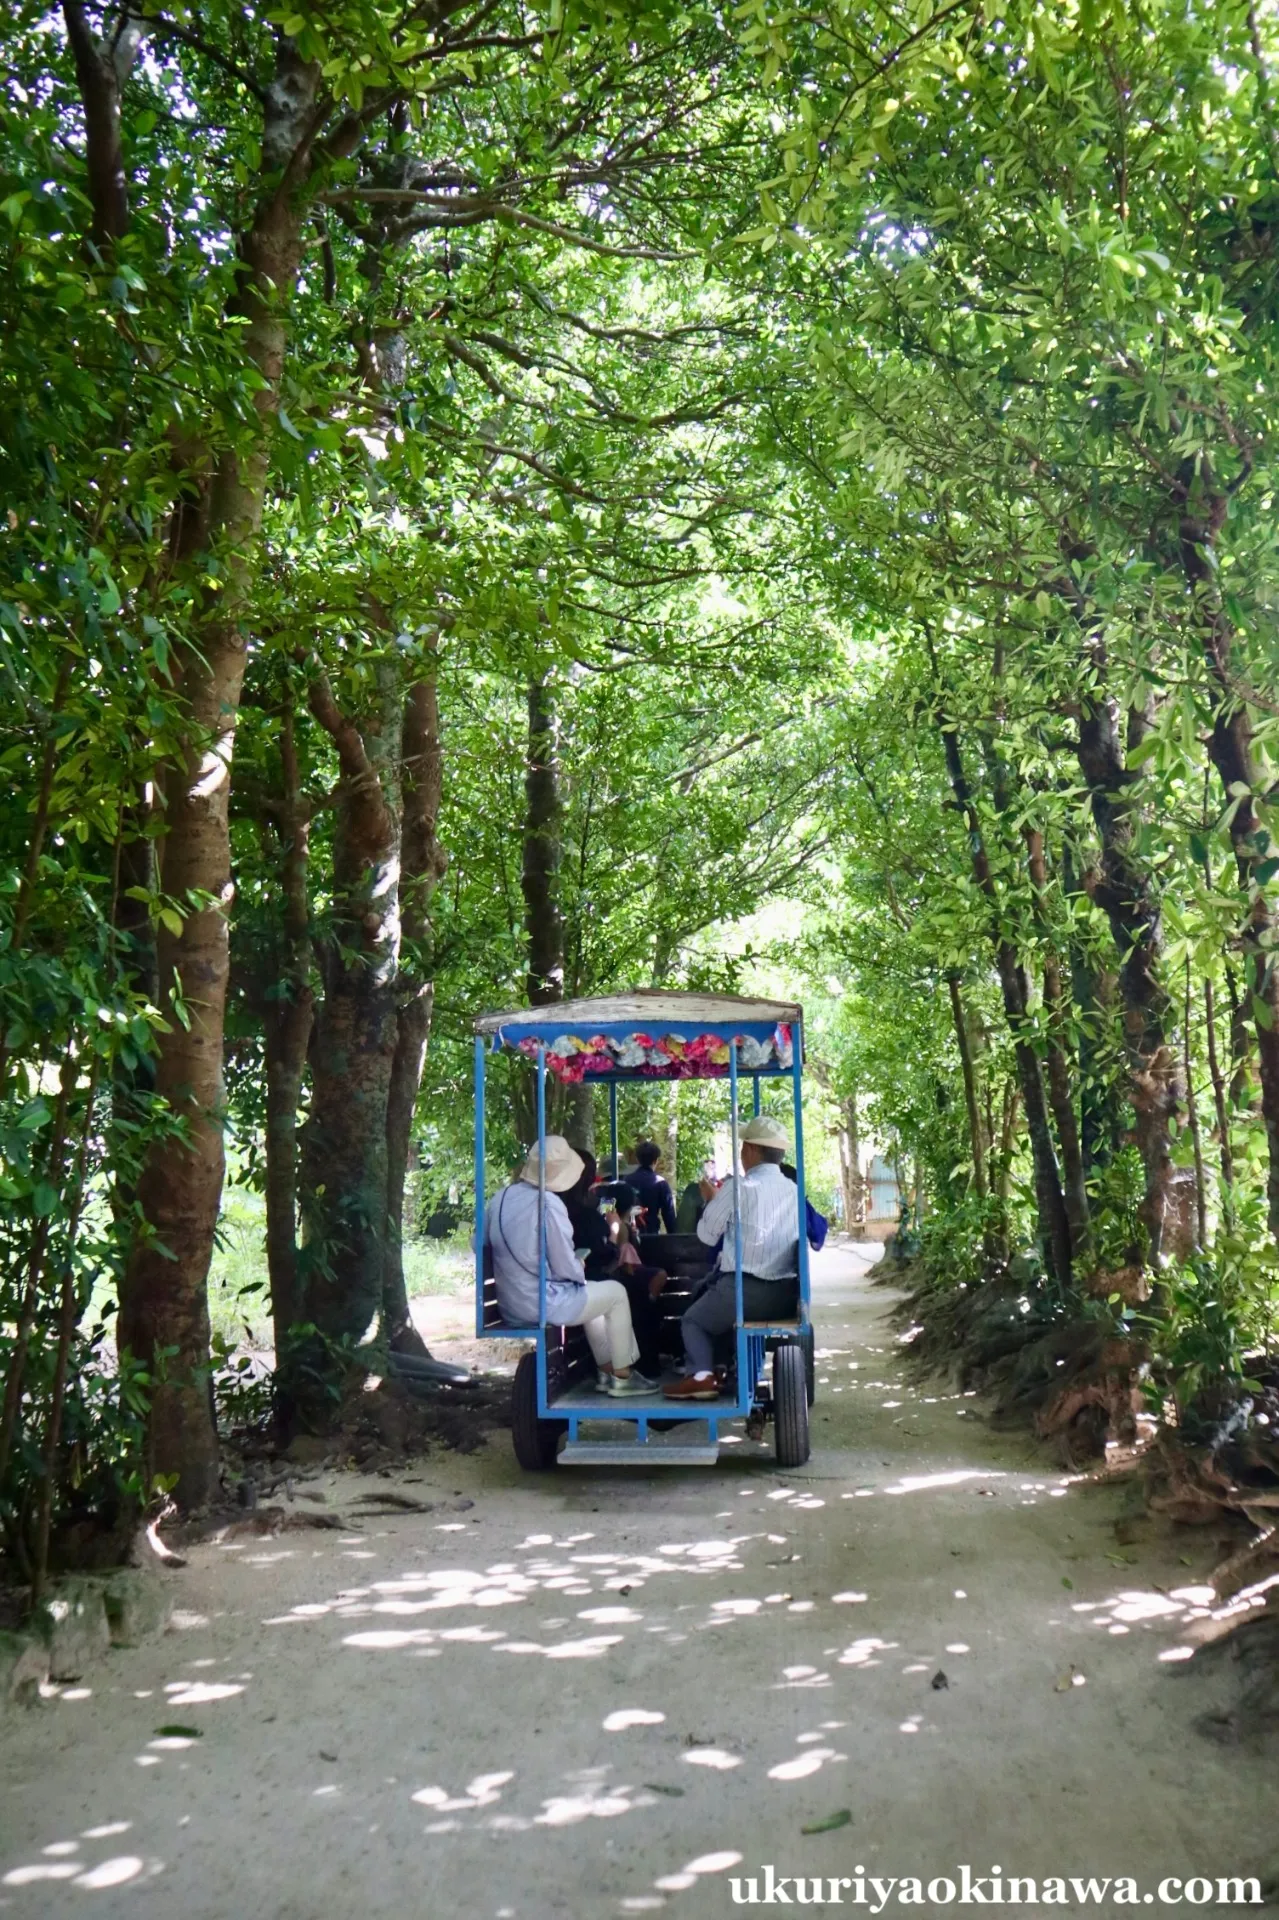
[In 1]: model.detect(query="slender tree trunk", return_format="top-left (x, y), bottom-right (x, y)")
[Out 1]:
top-left (1224, 962), bottom-right (1257, 1115)
top-left (1062, 849), bottom-right (1123, 1178)
top-left (1203, 976), bottom-right (1235, 1226)
top-left (839, 1093), bottom-right (865, 1231)
top-left (383, 672), bottom-right (446, 1352)
top-left (946, 971), bottom-right (988, 1200)
top-left (522, 674), bottom-right (564, 1007)
top-left (937, 720), bottom-right (1073, 1287)
top-left (1075, 667), bottom-right (1184, 1266)
top-left (263, 700), bottom-right (314, 1374)
top-left (1023, 828), bottom-right (1092, 1264)
top-left (1183, 966), bottom-right (1207, 1251)
top-left (1179, 494), bottom-right (1279, 1239)
top-left (513, 673), bottom-right (565, 1143)
top-left (995, 1080), bottom-right (1020, 1247)
top-left (301, 662), bottom-right (401, 1352)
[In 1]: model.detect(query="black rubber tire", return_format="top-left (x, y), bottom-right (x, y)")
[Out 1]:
top-left (773, 1342), bottom-right (811, 1468)
top-left (511, 1351), bottom-right (566, 1471)
top-left (799, 1325), bottom-right (816, 1408)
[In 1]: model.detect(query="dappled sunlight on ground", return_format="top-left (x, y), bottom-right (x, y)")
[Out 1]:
top-left (1, 1249), bottom-right (1270, 1917)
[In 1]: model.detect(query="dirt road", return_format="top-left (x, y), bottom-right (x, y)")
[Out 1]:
top-left (0, 1245), bottom-right (1270, 1918)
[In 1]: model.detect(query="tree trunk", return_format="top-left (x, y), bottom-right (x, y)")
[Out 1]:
top-left (513, 673), bottom-right (566, 1143)
top-left (263, 700), bottom-right (314, 1375)
top-left (937, 720), bottom-right (1073, 1287)
top-left (111, 40), bottom-right (324, 1503)
top-left (1203, 976), bottom-right (1235, 1225)
top-left (1062, 847), bottom-right (1123, 1178)
top-left (383, 672), bottom-right (447, 1353)
top-left (946, 972), bottom-right (988, 1200)
top-left (1183, 967), bottom-right (1207, 1251)
top-left (1224, 962), bottom-right (1257, 1116)
top-left (1075, 668), bottom-right (1184, 1265)
top-left (1023, 828), bottom-right (1092, 1265)
top-left (522, 675), bottom-right (565, 1008)
top-left (839, 1093), bottom-right (865, 1231)
top-left (301, 662), bottom-right (401, 1352)
top-left (995, 1080), bottom-right (1021, 1244)
top-left (1179, 491), bottom-right (1279, 1240)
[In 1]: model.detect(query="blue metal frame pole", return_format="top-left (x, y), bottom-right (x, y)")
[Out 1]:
top-left (609, 1080), bottom-right (619, 1176)
top-left (474, 1036), bottom-right (487, 1339)
top-left (792, 1020), bottom-right (810, 1320)
top-left (536, 1043), bottom-right (549, 1413)
top-left (730, 1042), bottom-right (744, 1394)
top-left (752, 1074), bottom-right (761, 1117)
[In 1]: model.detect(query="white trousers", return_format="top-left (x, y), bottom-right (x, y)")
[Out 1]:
top-left (557, 1279), bottom-right (640, 1371)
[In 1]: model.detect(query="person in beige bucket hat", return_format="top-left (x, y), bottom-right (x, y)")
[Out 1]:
top-left (664, 1111), bottom-right (800, 1400)
top-left (484, 1134), bottom-right (649, 1394)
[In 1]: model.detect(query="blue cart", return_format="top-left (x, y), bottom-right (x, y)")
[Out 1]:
top-left (473, 991), bottom-right (813, 1469)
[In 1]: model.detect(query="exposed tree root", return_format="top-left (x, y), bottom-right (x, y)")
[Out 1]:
top-left (1188, 1595), bottom-right (1279, 1751)
top-left (891, 1265), bottom-right (1142, 1463)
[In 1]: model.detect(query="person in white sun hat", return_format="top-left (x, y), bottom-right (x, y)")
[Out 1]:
top-left (664, 1114), bottom-right (800, 1401)
top-left (485, 1134), bottom-right (650, 1394)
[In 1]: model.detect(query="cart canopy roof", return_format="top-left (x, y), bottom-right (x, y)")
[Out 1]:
top-left (474, 990), bottom-right (802, 1084)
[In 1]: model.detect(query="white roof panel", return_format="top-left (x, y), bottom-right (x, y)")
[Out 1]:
top-left (475, 989), bottom-right (801, 1035)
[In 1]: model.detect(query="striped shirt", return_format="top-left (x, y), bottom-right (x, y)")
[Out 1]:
top-left (696, 1163), bottom-right (800, 1278)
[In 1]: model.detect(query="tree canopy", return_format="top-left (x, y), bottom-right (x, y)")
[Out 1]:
top-left (3, 0), bottom-right (1278, 1580)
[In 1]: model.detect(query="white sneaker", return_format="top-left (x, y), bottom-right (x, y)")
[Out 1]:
top-left (604, 1373), bottom-right (650, 1397)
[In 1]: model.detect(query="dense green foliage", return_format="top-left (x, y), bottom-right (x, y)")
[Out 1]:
top-left (3, 0), bottom-right (1277, 1580)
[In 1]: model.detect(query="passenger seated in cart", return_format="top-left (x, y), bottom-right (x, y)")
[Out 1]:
top-left (564, 1154), bottom-right (669, 1382)
top-left (625, 1140), bottom-right (677, 1233)
top-left (485, 1136), bottom-right (652, 1396)
top-left (663, 1115), bottom-right (800, 1402)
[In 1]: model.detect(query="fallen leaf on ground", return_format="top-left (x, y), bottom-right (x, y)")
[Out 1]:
top-left (154, 1724), bottom-right (202, 1738)
top-left (802, 1810), bottom-right (852, 1835)
top-left (930, 1671), bottom-right (949, 1690)
top-left (1061, 1576), bottom-right (1073, 1589)
top-left (1053, 1668), bottom-right (1085, 1692)
top-left (643, 1783), bottom-right (685, 1797)
top-left (318, 1750), bottom-right (338, 1762)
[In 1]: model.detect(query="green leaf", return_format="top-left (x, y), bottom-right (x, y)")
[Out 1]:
top-left (802, 1809), bottom-right (853, 1835)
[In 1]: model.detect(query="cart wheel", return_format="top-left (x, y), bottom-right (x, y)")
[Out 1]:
top-left (773, 1343), bottom-right (810, 1469)
top-left (512, 1352), bottom-right (566, 1471)
top-left (800, 1325), bottom-right (815, 1408)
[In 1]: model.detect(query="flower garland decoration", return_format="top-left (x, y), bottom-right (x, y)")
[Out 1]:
top-left (513, 1024), bottom-right (793, 1084)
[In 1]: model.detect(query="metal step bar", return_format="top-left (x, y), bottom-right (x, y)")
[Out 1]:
top-left (559, 1439), bottom-right (720, 1467)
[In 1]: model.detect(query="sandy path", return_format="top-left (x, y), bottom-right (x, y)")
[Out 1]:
top-left (0, 1246), bottom-right (1270, 1919)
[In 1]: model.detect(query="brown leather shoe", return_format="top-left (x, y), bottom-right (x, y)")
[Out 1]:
top-left (663, 1373), bottom-right (720, 1400)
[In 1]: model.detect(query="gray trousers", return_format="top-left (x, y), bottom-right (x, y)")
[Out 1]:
top-left (682, 1272), bottom-right (799, 1374)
